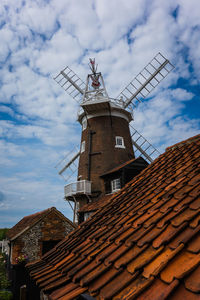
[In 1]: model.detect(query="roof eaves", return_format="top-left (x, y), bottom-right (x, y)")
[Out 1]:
top-left (10, 226), bottom-right (30, 241)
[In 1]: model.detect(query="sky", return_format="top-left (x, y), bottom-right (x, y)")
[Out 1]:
top-left (0, 0), bottom-right (200, 228)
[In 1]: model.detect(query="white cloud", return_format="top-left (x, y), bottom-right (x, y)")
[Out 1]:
top-left (0, 0), bottom-right (200, 227)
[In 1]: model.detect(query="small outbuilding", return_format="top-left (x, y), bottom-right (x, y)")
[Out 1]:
top-left (6, 206), bottom-right (76, 264)
top-left (6, 207), bottom-right (76, 300)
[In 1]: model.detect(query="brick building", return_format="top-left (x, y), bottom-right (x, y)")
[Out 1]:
top-left (7, 207), bottom-right (76, 264)
top-left (6, 207), bottom-right (76, 300)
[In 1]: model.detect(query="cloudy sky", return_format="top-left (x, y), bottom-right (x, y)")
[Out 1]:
top-left (0, 0), bottom-right (199, 228)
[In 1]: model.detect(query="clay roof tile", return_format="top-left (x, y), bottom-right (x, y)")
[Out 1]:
top-left (27, 134), bottom-right (200, 299)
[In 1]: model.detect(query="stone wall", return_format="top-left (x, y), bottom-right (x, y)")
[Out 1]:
top-left (11, 211), bottom-right (75, 264)
top-left (22, 223), bottom-right (42, 261)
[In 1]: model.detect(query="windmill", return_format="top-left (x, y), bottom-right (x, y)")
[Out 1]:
top-left (54, 53), bottom-right (174, 223)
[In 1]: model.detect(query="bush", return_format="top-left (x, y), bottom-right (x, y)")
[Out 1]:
top-left (0, 290), bottom-right (13, 300)
top-left (0, 228), bottom-right (9, 240)
top-left (0, 253), bottom-right (12, 299)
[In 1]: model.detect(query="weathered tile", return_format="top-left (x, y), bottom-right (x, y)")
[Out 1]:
top-left (50, 282), bottom-right (80, 300)
top-left (27, 135), bottom-right (200, 300)
top-left (169, 283), bottom-right (200, 300)
top-left (171, 208), bottom-right (199, 227)
top-left (169, 225), bottom-right (200, 249)
top-left (187, 234), bottom-right (200, 253)
top-left (184, 265), bottom-right (200, 293)
top-left (137, 225), bottom-right (167, 247)
top-left (161, 250), bottom-right (200, 283)
top-left (57, 286), bottom-right (87, 300)
top-left (127, 246), bottom-right (163, 274)
top-left (153, 223), bottom-right (187, 248)
top-left (136, 278), bottom-right (179, 300)
top-left (113, 275), bottom-right (154, 300)
top-left (104, 244), bottom-right (130, 266)
top-left (99, 270), bottom-right (138, 299)
top-left (88, 267), bottom-right (121, 294)
top-left (142, 244), bottom-right (183, 278)
top-left (114, 244), bottom-right (147, 269)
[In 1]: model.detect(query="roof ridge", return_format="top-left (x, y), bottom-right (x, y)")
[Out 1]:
top-left (7, 207), bottom-right (75, 240)
top-left (166, 134), bottom-right (200, 152)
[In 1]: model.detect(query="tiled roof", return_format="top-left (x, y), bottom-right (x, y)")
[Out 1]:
top-left (28, 135), bottom-right (200, 299)
top-left (7, 207), bottom-right (76, 240)
top-left (79, 194), bottom-right (114, 213)
top-left (100, 157), bottom-right (148, 177)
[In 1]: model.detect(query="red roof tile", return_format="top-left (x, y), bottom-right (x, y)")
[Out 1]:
top-left (7, 207), bottom-right (76, 240)
top-left (100, 156), bottom-right (148, 177)
top-left (79, 194), bottom-right (114, 212)
top-left (27, 134), bottom-right (200, 299)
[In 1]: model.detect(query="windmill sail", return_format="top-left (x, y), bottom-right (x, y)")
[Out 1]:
top-left (117, 52), bottom-right (174, 110)
top-left (130, 124), bottom-right (160, 163)
top-left (55, 145), bottom-right (80, 182)
top-left (54, 66), bottom-right (86, 103)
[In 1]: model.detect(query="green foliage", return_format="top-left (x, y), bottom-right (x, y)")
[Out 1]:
top-left (0, 290), bottom-right (12, 300)
top-left (0, 228), bottom-right (9, 240)
top-left (0, 253), bottom-right (12, 299)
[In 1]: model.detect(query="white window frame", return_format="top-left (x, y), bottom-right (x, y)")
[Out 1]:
top-left (81, 141), bottom-right (85, 153)
top-left (111, 178), bottom-right (121, 193)
top-left (84, 211), bottom-right (93, 221)
top-left (115, 136), bottom-right (125, 148)
top-left (82, 119), bottom-right (87, 131)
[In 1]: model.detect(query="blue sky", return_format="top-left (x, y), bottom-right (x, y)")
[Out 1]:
top-left (0, 0), bottom-right (199, 228)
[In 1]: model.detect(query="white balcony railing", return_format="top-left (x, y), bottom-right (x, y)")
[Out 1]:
top-left (64, 180), bottom-right (91, 198)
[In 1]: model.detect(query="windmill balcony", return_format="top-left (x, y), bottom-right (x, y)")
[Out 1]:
top-left (64, 180), bottom-right (92, 198)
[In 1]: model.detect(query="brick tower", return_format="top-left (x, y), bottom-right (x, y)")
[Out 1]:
top-left (76, 60), bottom-right (134, 209)
top-left (54, 54), bottom-right (174, 223)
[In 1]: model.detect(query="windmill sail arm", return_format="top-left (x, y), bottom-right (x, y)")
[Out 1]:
top-left (130, 124), bottom-right (160, 163)
top-left (54, 66), bottom-right (86, 103)
top-left (58, 151), bottom-right (80, 175)
top-left (124, 59), bottom-right (169, 108)
top-left (132, 139), bottom-right (153, 163)
top-left (117, 52), bottom-right (174, 109)
top-left (60, 71), bottom-right (84, 95)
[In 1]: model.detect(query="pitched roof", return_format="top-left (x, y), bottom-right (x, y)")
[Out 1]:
top-left (100, 157), bottom-right (148, 177)
top-left (28, 135), bottom-right (200, 299)
top-left (7, 207), bottom-right (76, 240)
top-left (79, 194), bottom-right (114, 213)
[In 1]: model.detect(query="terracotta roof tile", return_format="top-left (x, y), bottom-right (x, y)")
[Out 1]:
top-left (169, 224), bottom-right (200, 249)
top-left (100, 156), bottom-right (148, 177)
top-left (169, 283), bottom-right (200, 300)
top-left (99, 270), bottom-right (138, 299)
top-left (57, 286), bottom-right (87, 300)
top-left (136, 278), bottom-right (179, 300)
top-left (160, 249), bottom-right (200, 283)
top-left (142, 244), bottom-right (184, 279)
top-left (184, 265), bottom-right (200, 293)
top-left (114, 244), bottom-right (148, 270)
top-left (113, 275), bottom-right (154, 300)
top-left (152, 222), bottom-right (187, 248)
top-left (187, 234), bottom-right (200, 253)
top-left (50, 282), bottom-right (80, 300)
top-left (88, 266), bottom-right (120, 295)
top-left (79, 194), bottom-right (114, 212)
top-left (27, 134), bottom-right (200, 299)
top-left (44, 277), bottom-right (70, 293)
top-left (127, 245), bottom-right (164, 274)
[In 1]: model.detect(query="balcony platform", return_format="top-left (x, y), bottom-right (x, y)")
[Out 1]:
top-left (64, 180), bottom-right (92, 200)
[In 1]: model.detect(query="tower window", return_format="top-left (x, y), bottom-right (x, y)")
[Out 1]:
top-left (84, 212), bottom-right (93, 221)
top-left (81, 141), bottom-right (85, 153)
top-left (111, 178), bottom-right (121, 193)
top-left (82, 119), bottom-right (87, 131)
top-left (115, 136), bottom-right (125, 148)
